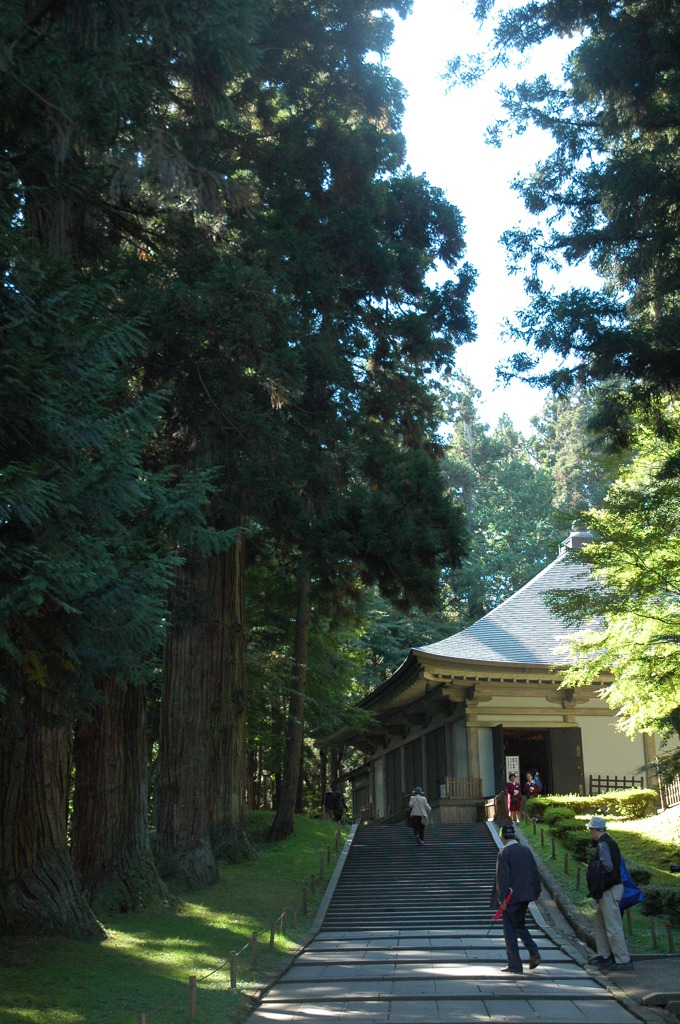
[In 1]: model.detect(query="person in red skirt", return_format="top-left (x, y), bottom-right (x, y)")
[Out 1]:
top-left (506, 772), bottom-right (521, 822)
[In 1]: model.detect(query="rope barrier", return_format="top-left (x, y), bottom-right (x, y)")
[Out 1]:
top-left (136, 836), bottom-right (345, 1020)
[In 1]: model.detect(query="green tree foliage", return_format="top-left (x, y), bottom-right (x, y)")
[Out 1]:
top-left (0, 0), bottom-right (265, 934)
top-left (549, 414), bottom-right (680, 738)
top-left (441, 377), bottom-right (559, 623)
top-left (529, 391), bottom-right (627, 533)
top-left (472, 0), bottom-right (680, 434)
top-left (246, 0), bottom-right (474, 841)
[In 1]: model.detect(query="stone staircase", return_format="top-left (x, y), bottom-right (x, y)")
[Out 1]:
top-left (245, 822), bottom-right (644, 1023)
top-left (321, 821), bottom-right (499, 932)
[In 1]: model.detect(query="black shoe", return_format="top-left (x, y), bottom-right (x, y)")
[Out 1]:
top-left (603, 961), bottom-right (634, 972)
top-left (588, 954), bottom-right (614, 966)
top-left (529, 955), bottom-right (541, 969)
top-left (501, 966), bottom-right (523, 974)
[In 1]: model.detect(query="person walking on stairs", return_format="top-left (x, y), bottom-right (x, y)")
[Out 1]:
top-left (408, 787), bottom-right (431, 845)
top-left (494, 823), bottom-right (542, 974)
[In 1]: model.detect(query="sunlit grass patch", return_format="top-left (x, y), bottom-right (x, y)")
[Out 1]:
top-left (0, 813), bottom-right (347, 1024)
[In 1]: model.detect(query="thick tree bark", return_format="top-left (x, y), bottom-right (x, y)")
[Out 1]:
top-left (267, 561), bottom-right (312, 842)
top-left (154, 555), bottom-right (218, 889)
top-left (205, 527), bottom-right (257, 862)
top-left (0, 685), bottom-right (103, 938)
top-left (71, 678), bottom-right (170, 915)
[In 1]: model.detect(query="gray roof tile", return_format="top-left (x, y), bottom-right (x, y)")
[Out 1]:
top-left (416, 551), bottom-right (594, 667)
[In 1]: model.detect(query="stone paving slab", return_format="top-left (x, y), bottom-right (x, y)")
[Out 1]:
top-left (245, 996), bottom-right (640, 1023)
top-left (243, 825), bottom-right (653, 1024)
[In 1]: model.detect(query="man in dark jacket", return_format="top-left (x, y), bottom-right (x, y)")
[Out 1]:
top-left (586, 816), bottom-right (633, 971)
top-left (495, 823), bottom-right (542, 974)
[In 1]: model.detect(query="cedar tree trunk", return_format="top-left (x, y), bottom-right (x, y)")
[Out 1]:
top-left (206, 528), bottom-right (257, 861)
top-left (0, 685), bottom-right (103, 938)
top-left (267, 560), bottom-right (312, 842)
top-left (154, 555), bottom-right (218, 889)
top-left (71, 678), bottom-right (170, 915)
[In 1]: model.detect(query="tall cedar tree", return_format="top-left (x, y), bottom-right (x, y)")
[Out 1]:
top-left (235, 1), bottom-right (474, 841)
top-left (0, 0), bottom-right (263, 934)
top-left (135, 0), bottom-right (473, 857)
top-left (473, 0), bottom-right (680, 434)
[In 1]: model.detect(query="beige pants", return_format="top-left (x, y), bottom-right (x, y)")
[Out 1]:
top-left (593, 883), bottom-right (630, 964)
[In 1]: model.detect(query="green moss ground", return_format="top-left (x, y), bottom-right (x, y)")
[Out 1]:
top-left (0, 813), bottom-right (348, 1024)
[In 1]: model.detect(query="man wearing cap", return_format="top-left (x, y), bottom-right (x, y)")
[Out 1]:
top-left (495, 823), bottom-right (542, 974)
top-left (586, 816), bottom-right (633, 971)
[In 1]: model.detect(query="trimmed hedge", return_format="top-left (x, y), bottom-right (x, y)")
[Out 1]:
top-left (627, 863), bottom-right (652, 886)
top-left (561, 827), bottom-right (593, 862)
top-left (543, 806), bottom-right (577, 829)
top-left (640, 885), bottom-right (680, 926)
top-left (526, 789), bottom-right (658, 822)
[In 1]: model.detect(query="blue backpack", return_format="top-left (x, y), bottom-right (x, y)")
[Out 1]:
top-left (619, 856), bottom-right (643, 913)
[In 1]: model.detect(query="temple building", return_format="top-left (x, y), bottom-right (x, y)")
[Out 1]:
top-left (328, 527), bottom-right (663, 823)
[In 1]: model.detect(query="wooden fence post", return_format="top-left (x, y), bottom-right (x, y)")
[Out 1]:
top-left (563, 853), bottom-right (568, 874)
top-left (650, 916), bottom-right (658, 949)
top-left (189, 976), bottom-right (197, 1021)
top-left (137, 1014), bottom-right (147, 1024)
top-left (270, 917), bottom-right (276, 951)
top-left (230, 951), bottom-right (237, 989)
top-left (576, 866), bottom-right (581, 890)
top-left (251, 931), bottom-right (258, 969)
top-left (540, 830), bottom-right (545, 847)
top-left (302, 886), bottom-right (308, 916)
top-left (551, 836), bottom-right (556, 859)
top-left (281, 908), bottom-right (287, 936)
top-left (666, 921), bottom-right (675, 953)
top-left (310, 873), bottom-right (316, 895)
top-left (625, 909), bottom-right (632, 936)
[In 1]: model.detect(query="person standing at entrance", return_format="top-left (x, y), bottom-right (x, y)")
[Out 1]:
top-left (495, 823), bottom-right (542, 974)
top-left (586, 816), bottom-right (633, 971)
top-left (506, 773), bottom-right (521, 822)
top-left (408, 787), bottom-right (431, 845)
top-left (523, 772), bottom-right (542, 801)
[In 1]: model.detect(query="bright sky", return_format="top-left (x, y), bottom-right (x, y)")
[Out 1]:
top-left (387, 0), bottom-right (576, 434)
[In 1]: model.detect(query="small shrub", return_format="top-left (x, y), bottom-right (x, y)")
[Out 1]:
top-left (544, 806), bottom-right (577, 828)
top-left (525, 797), bottom-right (548, 820)
top-left (561, 827), bottom-right (592, 862)
top-left (627, 862), bottom-right (652, 886)
top-left (640, 884), bottom-right (680, 925)
top-left (550, 817), bottom-right (580, 841)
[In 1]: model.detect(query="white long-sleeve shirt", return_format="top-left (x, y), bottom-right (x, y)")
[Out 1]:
top-left (409, 793), bottom-right (431, 818)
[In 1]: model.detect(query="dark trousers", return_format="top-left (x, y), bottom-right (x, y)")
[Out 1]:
top-left (502, 901), bottom-right (539, 970)
top-left (411, 815), bottom-right (425, 842)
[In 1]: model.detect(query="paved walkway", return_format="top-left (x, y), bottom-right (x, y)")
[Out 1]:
top-left (244, 824), bottom-right (677, 1024)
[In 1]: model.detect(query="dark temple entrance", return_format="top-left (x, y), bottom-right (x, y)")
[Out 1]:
top-left (500, 726), bottom-right (585, 796)
top-left (503, 728), bottom-right (551, 793)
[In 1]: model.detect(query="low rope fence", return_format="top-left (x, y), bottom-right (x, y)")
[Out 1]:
top-left (136, 833), bottom-right (342, 1022)
top-left (523, 810), bottom-right (676, 956)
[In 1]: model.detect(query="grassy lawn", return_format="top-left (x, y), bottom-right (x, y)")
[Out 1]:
top-left (0, 813), bottom-right (348, 1024)
top-left (522, 803), bottom-right (680, 955)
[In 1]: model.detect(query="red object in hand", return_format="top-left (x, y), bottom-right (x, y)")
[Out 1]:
top-left (493, 887), bottom-right (513, 920)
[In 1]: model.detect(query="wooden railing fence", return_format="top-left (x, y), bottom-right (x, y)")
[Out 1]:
top-left (588, 774), bottom-right (643, 795)
top-left (444, 777), bottom-right (483, 800)
top-left (659, 772), bottom-right (680, 810)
